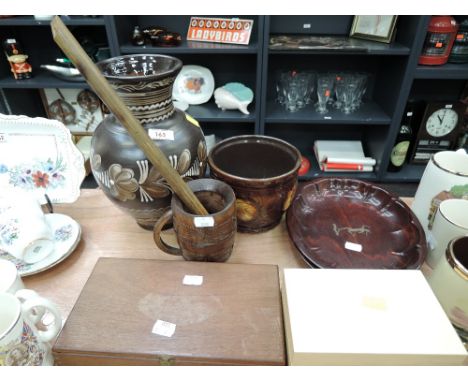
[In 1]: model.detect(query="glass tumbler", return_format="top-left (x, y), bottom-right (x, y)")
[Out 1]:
top-left (316, 74), bottom-right (334, 114)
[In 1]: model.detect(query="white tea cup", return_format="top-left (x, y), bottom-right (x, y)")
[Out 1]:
top-left (427, 235), bottom-right (468, 342)
top-left (0, 258), bottom-right (24, 293)
top-left (427, 199), bottom-right (468, 268)
top-left (0, 290), bottom-right (62, 366)
top-left (0, 196), bottom-right (54, 264)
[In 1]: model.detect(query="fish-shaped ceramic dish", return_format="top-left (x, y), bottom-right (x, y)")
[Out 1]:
top-left (214, 82), bottom-right (253, 115)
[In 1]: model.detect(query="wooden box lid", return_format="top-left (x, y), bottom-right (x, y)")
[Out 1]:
top-left (53, 258), bottom-right (286, 365)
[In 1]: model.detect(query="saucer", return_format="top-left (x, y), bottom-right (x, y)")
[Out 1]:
top-left (0, 213), bottom-right (81, 276)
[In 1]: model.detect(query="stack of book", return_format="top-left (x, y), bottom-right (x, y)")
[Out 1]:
top-left (313, 140), bottom-right (376, 172)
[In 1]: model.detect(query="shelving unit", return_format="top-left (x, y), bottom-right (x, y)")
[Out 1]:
top-left (383, 164), bottom-right (426, 182)
top-left (264, 100), bottom-right (391, 125)
top-left (414, 63), bottom-right (468, 80)
top-left (380, 15), bottom-right (468, 182)
top-left (185, 102), bottom-right (256, 123)
top-left (269, 41), bottom-right (411, 56)
top-left (110, 15), bottom-right (263, 135)
top-left (119, 41), bottom-right (259, 55)
top-left (0, 16), bottom-right (106, 26)
top-left (0, 15), bottom-right (466, 184)
top-left (0, 71), bottom-right (89, 89)
top-left (259, 15), bottom-right (435, 181)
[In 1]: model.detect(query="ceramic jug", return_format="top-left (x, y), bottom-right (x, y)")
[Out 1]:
top-left (411, 149), bottom-right (468, 238)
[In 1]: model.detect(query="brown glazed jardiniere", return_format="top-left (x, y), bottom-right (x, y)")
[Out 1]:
top-left (90, 54), bottom-right (207, 229)
top-left (153, 178), bottom-right (237, 262)
top-left (208, 135), bottom-right (301, 233)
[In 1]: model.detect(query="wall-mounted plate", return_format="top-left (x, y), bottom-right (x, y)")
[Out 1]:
top-left (0, 114), bottom-right (85, 204)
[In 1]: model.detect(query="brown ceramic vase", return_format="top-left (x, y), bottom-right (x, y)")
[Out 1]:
top-left (208, 135), bottom-right (301, 233)
top-left (90, 54), bottom-right (207, 229)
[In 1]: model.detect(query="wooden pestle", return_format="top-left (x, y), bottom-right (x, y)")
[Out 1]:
top-left (50, 16), bottom-right (208, 215)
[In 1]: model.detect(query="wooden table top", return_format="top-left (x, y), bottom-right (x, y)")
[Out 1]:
top-left (24, 189), bottom-right (420, 321)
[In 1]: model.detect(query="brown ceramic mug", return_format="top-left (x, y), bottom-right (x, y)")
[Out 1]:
top-left (153, 179), bottom-right (236, 262)
top-left (208, 135), bottom-right (301, 233)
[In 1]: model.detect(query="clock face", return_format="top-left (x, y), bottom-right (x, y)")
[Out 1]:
top-left (425, 108), bottom-right (459, 137)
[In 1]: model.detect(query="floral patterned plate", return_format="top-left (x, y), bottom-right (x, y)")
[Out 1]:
top-left (0, 114), bottom-right (85, 204)
top-left (0, 213), bottom-right (81, 276)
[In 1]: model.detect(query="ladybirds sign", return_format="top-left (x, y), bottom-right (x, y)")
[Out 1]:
top-left (187, 17), bottom-right (253, 45)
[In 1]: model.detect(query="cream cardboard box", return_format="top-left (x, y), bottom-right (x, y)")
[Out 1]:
top-left (282, 269), bottom-right (468, 365)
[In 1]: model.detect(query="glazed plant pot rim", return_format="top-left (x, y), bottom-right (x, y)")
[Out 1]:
top-left (96, 53), bottom-right (183, 81)
top-left (208, 135), bottom-right (301, 186)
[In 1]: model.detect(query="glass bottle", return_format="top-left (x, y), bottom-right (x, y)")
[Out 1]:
top-left (131, 26), bottom-right (145, 46)
top-left (388, 105), bottom-right (414, 172)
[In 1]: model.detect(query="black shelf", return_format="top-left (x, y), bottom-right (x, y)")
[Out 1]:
top-left (382, 163), bottom-right (426, 182)
top-left (0, 71), bottom-right (89, 89)
top-left (1, 16), bottom-right (459, 185)
top-left (120, 41), bottom-right (259, 55)
top-left (414, 63), bottom-right (468, 80)
top-left (185, 102), bottom-right (255, 123)
top-left (265, 100), bottom-right (391, 125)
top-left (269, 41), bottom-right (410, 56)
top-left (299, 154), bottom-right (378, 181)
top-left (0, 16), bottom-right (105, 26)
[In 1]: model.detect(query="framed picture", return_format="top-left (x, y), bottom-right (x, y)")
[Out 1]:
top-left (350, 16), bottom-right (398, 44)
top-left (40, 88), bottom-right (108, 136)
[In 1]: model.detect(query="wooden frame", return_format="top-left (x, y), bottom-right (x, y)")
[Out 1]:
top-left (350, 15), bottom-right (398, 44)
top-left (40, 88), bottom-right (106, 137)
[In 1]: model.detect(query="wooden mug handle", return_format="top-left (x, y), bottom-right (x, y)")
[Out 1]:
top-left (153, 209), bottom-right (182, 256)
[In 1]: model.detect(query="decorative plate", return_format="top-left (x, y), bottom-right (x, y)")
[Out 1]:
top-left (286, 178), bottom-right (427, 269)
top-left (40, 64), bottom-right (85, 82)
top-left (0, 114), bottom-right (85, 204)
top-left (172, 65), bottom-right (215, 105)
top-left (0, 213), bottom-right (81, 276)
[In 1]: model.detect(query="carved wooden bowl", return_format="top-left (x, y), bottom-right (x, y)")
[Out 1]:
top-left (286, 178), bottom-right (427, 269)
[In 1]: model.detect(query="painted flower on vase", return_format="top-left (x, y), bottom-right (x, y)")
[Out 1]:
top-left (176, 149), bottom-right (191, 175)
top-left (141, 166), bottom-right (171, 199)
top-left (91, 154), bottom-right (101, 171)
top-left (197, 140), bottom-right (207, 176)
top-left (108, 164), bottom-right (139, 202)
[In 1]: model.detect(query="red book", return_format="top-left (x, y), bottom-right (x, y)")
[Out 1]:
top-left (321, 162), bottom-right (373, 172)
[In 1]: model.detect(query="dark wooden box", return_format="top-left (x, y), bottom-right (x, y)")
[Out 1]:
top-left (52, 258), bottom-right (286, 365)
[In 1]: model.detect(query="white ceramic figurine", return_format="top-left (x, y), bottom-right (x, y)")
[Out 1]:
top-left (214, 82), bottom-right (254, 115)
